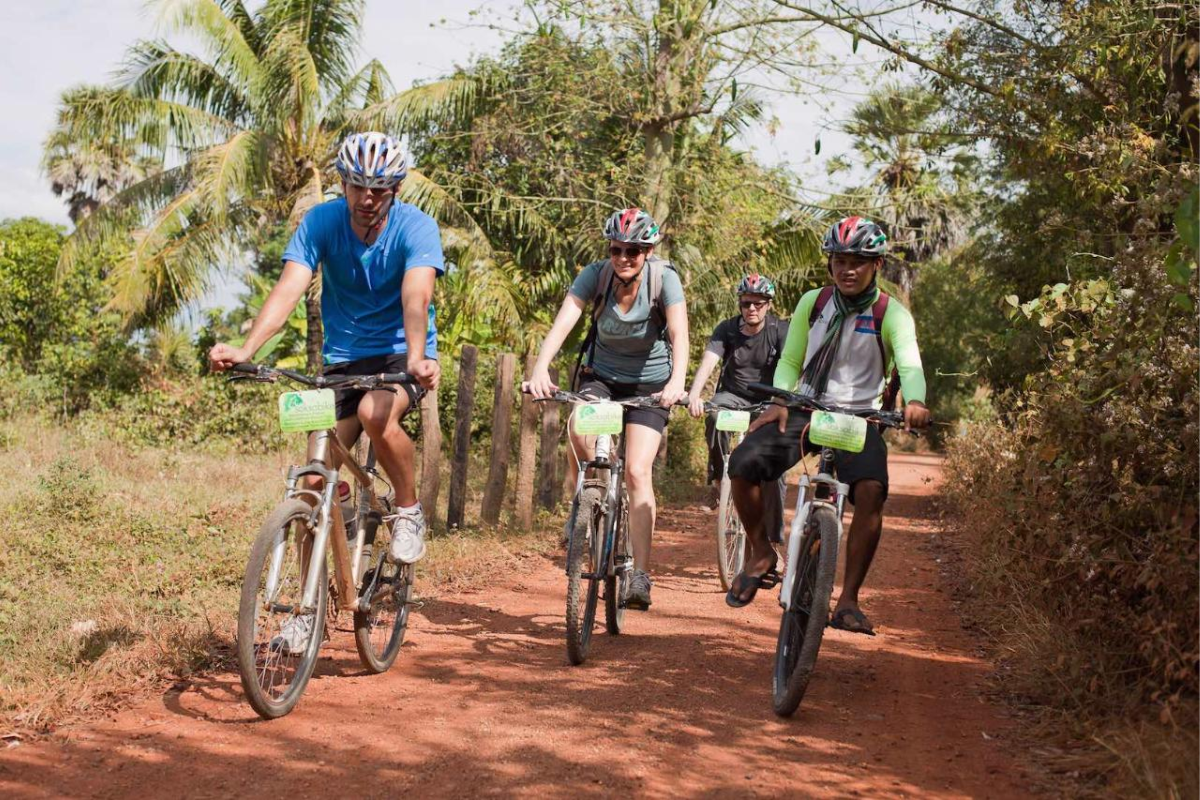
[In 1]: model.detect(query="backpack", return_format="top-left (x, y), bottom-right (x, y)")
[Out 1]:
top-left (808, 285), bottom-right (902, 410)
top-left (574, 256), bottom-right (677, 388)
top-left (716, 314), bottom-right (786, 393)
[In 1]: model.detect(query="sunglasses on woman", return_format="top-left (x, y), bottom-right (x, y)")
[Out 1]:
top-left (739, 299), bottom-right (769, 310)
top-left (609, 245), bottom-right (648, 259)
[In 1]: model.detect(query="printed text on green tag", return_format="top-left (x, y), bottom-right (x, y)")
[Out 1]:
top-left (279, 389), bottom-right (337, 433)
top-left (573, 402), bottom-right (623, 435)
top-left (715, 409), bottom-right (751, 433)
top-left (808, 411), bottom-right (867, 453)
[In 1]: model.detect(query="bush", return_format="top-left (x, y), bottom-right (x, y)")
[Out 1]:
top-left (0, 218), bottom-right (141, 413)
top-left (941, 237), bottom-right (1199, 794)
top-left (78, 374), bottom-right (290, 453)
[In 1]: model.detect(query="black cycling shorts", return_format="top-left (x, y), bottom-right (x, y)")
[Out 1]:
top-left (322, 353), bottom-right (426, 422)
top-left (727, 409), bottom-right (889, 504)
top-left (576, 375), bottom-right (670, 434)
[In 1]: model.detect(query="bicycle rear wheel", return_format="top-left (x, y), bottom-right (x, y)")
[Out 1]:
top-left (565, 485), bottom-right (604, 665)
top-left (237, 499), bottom-right (328, 719)
top-left (772, 505), bottom-right (838, 717)
top-left (605, 489), bottom-right (631, 635)
top-left (353, 510), bottom-right (414, 673)
top-left (715, 474), bottom-right (745, 591)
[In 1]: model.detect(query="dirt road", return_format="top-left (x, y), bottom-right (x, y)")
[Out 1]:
top-left (1, 453), bottom-right (1030, 798)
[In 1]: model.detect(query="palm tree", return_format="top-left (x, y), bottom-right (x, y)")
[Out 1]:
top-left (43, 131), bottom-right (159, 224)
top-left (48, 0), bottom-right (481, 369)
top-left (836, 84), bottom-right (980, 296)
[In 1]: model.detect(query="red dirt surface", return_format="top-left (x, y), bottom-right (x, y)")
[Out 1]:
top-left (1, 453), bottom-right (1031, 799)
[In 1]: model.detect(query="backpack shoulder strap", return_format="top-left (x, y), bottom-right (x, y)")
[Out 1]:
top-left (768, 315), bottom-right (784, 351)
top-left (592, 260), bottom-right (615, 321)
top-left (873, 292), bottom-right (903, 409)
top-left (809, 285), bottom-right (836, 326)
top-left (872, 291), bottom-right (891, 364)
top-left (647, 257), bottom-right (674, 331)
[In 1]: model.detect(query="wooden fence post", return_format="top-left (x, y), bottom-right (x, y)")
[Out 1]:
top-left (419, 388), bottom-right (442, 530)
top-left (481, 352), bottom-right (517, 524)
top-left (514, 353), bottom-right (539, 529)
top-left (537, 366), bottom-right (560, 509)
top-left (447, 344), bottom-right (478, 529)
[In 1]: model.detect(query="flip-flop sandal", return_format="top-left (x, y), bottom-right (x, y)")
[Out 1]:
top-left (725, 567), bottom-right (781, 609)
top-left (830, 607), bottom-right (876, 636)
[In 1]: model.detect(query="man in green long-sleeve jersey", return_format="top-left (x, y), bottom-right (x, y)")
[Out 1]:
top-left (724, 217), bottom-right (931, 636)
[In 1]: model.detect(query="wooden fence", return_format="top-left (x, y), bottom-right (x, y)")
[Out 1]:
top-left (421, 344), bottom-right (568, 531)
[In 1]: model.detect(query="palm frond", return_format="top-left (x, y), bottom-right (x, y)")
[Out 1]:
top-left (53, 85), bottom-right (238, 156)
top-left (191, 129), bottom-right (265, 219)
top-left (216, 0), bottom-right (263, 54)
top-left (322, 58), bottom-right (395, 132)
top-left (151, 0), bottom-right (264, 93)
top-left (120, 40), bottom-right (251, 123)
top-left (350, 75), bottom-right (496, 136)
top-left (57, 166), bottom-right (192, 278)
top-left (261, 0), bottom-right (363, 89)
top-left (260, 23), bottom-right (321, 127)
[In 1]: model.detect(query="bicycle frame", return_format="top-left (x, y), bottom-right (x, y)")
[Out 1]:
top-left (272, 429), bottom-right (391, 615)
top-left (779, 448), bottom-right (849, 610)
top-left (564, 431), bottom-right (627, 582)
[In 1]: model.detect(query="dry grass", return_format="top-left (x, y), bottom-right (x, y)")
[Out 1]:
top-left (939, 422), bottom-right (1199, 799)
top-left (0, 413), bottom-right (558, 735)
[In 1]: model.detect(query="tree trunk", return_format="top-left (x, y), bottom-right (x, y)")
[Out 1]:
top-left (305, 275), bottom-right (323, 374)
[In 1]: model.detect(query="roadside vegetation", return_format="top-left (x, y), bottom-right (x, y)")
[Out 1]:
top-left (0, 1), bottom-right (1194, 794)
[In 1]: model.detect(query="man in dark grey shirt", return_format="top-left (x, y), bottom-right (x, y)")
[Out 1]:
top-left (687, 275), bottom-right (788, 538)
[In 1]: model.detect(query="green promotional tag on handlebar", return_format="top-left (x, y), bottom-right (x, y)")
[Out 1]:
top-left (278, 389), bottom-right (336, 432)
top-left (715, 409), bottom-right (751, 433)
top-left (573, 402), bottom-right (623, 435)
top-left (809, 411), bottom-right (867, 453)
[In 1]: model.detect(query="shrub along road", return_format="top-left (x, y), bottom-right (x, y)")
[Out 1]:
top-left (0, 453), bottom-right (1031, 798)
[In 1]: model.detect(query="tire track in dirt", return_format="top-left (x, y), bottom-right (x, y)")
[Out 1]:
top-left (0, 453), bottom-right (1031, 799)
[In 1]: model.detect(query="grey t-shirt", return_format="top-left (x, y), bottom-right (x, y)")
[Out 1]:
top-left (568, 259), bottom-right (686, 384)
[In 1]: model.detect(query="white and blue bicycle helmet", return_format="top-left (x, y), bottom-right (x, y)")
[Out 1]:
top-left (335, 132), bottom-right (408, 188)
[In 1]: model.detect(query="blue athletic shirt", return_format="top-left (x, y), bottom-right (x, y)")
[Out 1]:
top-left (282, 197), bottom-right (446, 364)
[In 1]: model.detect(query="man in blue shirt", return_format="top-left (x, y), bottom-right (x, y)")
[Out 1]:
top-left (210, 132), bottom-right (444, 584)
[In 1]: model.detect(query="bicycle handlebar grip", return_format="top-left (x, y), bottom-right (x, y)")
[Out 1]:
top-left (231, 362), bottom-right (259, 375)
top-left (379, 372), bottom-right (415, 384)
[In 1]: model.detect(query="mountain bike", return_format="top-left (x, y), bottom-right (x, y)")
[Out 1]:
top-left (526, 389), bottom-right (664, 665)
top-left (747, 383), bottom-right (908, 717)
top-left (706, 401), bottom-right (758, 591)
top-left (227, 362), bottom-right (418, 718)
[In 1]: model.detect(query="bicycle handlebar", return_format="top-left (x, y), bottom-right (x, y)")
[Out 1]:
top-left (228, 362), bottom-right (417, 390)
top-left (746, 383), bottom-right (906, 429)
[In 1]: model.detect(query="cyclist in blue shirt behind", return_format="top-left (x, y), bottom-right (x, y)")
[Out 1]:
top-left (210, 132), bottom-right (444, 585)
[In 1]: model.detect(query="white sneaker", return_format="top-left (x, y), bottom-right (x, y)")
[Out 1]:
top-left (270, 616), bottom-right (313, 655)
top-left (386, 503), bottom-right (427, 564)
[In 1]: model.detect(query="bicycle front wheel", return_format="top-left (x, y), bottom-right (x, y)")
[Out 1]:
top-left (354, 511), bottom-right (414, 673)
top-left (605, 489), bottom-right (631, 635)
top-left (237, 499), bottom-right (328, 719)
top-left (565, 485), bottom-right (604, 665)
top-left (772, 505), bottom-right (838, 717)
top-left (715, 474), bottom-right (745, 591)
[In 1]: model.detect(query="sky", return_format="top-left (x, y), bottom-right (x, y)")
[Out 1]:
top-left (0, 0), bottom-right (895, 310)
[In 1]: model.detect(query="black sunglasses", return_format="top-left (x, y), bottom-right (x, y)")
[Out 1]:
top-left (739, 299), bottom-right (769, 310)
top-left (609, 245), bottom-right (648, 259)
